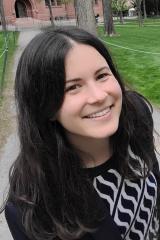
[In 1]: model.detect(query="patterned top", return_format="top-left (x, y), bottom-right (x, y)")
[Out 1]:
top-left (86, 155), bottom-right (159, 240)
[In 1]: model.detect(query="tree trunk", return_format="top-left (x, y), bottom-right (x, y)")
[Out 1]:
top-left (119, 10), bottom-right (124, 24)
top-left (75, 0), bottom-right (97, 36)
top-left (155, 0), bottom-right (159, 16)
top-left (0, 0), bottom-right (7, 31)
top-left (47, 0), bottom-right (55, 25)
top-left (143, 0), bottom-right (147, 19)
top-left (137, 0), bottom-right (143, 27)
top-left (102, 0), bottom-right (116, 36)
top-left (64, 2), bottom-right (68, 19)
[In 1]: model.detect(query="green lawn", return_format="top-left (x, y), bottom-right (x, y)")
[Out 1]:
top-left (0, 31), bottom-right (19, 95)
top-left (98, 20), bottom-right (160, 106)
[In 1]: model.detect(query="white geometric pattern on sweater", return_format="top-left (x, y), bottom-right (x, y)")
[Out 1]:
top-left (93, 169), bottom-right (159, 240)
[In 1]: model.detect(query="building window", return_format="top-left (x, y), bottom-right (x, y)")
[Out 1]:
top-left (56, 0), bottom-right (62, 6)
top-left (45, 0), bottom-right (56, 6)
top-left (51, 0), bottom-right (56, 5)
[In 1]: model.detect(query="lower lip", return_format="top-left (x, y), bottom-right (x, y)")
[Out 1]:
top-left (85, 108), bottom-right (112, 121)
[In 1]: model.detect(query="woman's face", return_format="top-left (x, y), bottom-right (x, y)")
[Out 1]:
top-left (57, 43), bottom-right (122, 142)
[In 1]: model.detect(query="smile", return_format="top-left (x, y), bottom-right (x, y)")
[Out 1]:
top-left (84, 106), bottom-right (113, 119)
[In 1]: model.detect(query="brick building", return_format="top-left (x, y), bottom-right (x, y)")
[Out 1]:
top-left (3, 0), bottom-right (103, 24)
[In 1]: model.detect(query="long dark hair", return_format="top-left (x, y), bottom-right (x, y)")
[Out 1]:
top-left (4, 26), bottom-right (156, 239)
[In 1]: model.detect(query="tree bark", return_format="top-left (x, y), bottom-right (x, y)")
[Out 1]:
top-left (64, 2), bottom-right (68, 19)
top-left (119, 10), bottom-right (124, 24)
top-left (46, 0), bottom-right (55, 25)
top-left (75, 0), bottom-right (97, 36)
top-left (137, 0), bottom-right (143, 27)
top-left (155, 0), bottom-right (159, 16)
top-left (0, 0), bottom-right (7, 31)
top-left (102, 0), bottom-right (116, 36)
top-left (142, 0), bottom-right (147, 19)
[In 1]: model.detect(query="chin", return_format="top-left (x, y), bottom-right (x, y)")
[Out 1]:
top-left (86, 123), bottom-right (119, 139)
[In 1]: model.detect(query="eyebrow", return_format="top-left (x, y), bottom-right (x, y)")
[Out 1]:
top-left (66, 66), bottom-right (110, 83)
top-left (95, 66), bottom-right (110, 74)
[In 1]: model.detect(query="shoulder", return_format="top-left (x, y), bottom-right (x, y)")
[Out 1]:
top-left (5, 202), bottom-right (94, 240)
top-left (5, 202), bottom-right (19, 219)
top-left (5, 202), bottom-right (29, 240)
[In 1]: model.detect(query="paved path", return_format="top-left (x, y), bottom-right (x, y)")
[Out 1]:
top-left (0, 29), bottom-right (160, 239)
top-left (0, 30), bottom-right (40, 240)
top-left (153, 108), bottom-right (160, 163)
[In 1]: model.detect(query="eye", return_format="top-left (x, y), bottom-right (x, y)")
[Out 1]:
top-left (96, 73), bottom-right (108, 81)
top-left (65, 84), bottom-right (81, 92)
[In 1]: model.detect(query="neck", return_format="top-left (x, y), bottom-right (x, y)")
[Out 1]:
top-left (67, 134), bottom-right (112, 168)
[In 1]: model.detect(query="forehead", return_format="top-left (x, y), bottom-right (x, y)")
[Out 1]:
top-left (65, 43), bottom-right (109, 79)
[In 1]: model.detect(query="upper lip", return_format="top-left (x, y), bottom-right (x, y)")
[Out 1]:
top-left (83, 105), bottom-right (113, 118)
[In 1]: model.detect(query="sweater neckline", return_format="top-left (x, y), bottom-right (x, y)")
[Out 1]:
top-left (84, 154), bottom-right (117, 178)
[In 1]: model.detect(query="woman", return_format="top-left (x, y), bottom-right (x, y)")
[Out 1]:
top-left (2, 26), bottom-right (159, 240)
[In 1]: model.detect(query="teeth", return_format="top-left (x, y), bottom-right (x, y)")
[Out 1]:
top-left (86, 107), bottom-right (111, 118)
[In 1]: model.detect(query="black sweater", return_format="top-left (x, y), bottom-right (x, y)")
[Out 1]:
top-left (5, 156), bottom-right (159, 240)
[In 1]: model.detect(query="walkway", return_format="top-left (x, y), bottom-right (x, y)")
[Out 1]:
top-left (0, 30), bottom-right (40, 240)
top-left (153, 108), bottom-right (160, 160)
top-left (0, 17), bottom-right (76, 31)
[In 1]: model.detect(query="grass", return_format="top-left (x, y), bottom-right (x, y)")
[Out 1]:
top-left (0, 31), bottom-right (19, 97)
top-left (114, 17), bottom-right (160, 25)
top-left (0, 31), bottom-right (19, 151)
top-left (98, 19), bottom-right (160, 106)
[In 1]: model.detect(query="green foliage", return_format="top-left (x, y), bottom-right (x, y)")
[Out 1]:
top-left (112, 0), bottom-right (129, 12)
top-left (98, 19), bottom-right (160, 105)
top-left (61, 0), bottom-right (73, 3)
top-left (131, 0), bottom-right (142, 8)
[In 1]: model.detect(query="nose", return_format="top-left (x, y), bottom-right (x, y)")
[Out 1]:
top-left (86, 83), bottom-right (107, 104)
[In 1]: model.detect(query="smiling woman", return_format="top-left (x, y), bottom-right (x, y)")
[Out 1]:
top-left (57, 44), bottom-right (122, 151)
top-left (1, 26), bottom-right (159, 240)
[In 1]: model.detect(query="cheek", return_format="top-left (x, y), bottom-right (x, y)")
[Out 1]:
top-left (109, 78), bottom-right (122, 100)
top-left (110, 80), bottom-right (123, 115)
top-left (57, 104), bottom-right (70, 124)
top-left (57, 96), bottom-right (82, 123)
top-left (116, 87), bottom-right (123, 109)
top-left (116, 83), bottom-right (123, 101)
